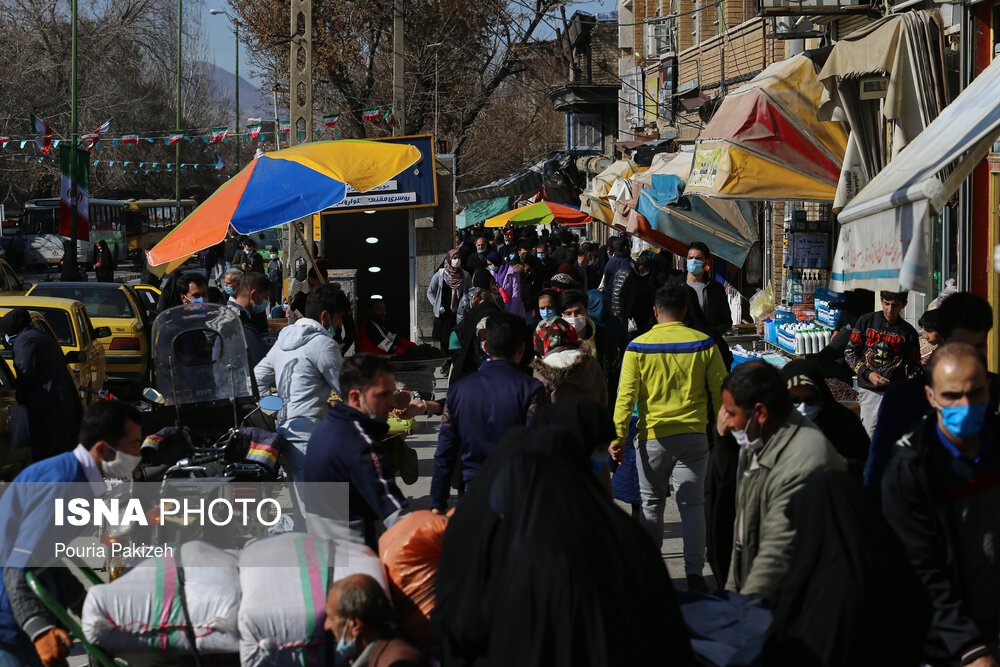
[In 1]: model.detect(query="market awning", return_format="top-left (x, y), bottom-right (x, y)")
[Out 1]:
top-left (685, 54), bottom-right (848, 201)
top-left (633, 174), bottom-right (758, 266)
top-left (579, 159), bottom-right (640, 224)
top-left (457, 196), bottom-right (511, 229)
top-left (456, 154), bottom-right (575, 205)
top-left (830, 56), bottom-right (1000, 293)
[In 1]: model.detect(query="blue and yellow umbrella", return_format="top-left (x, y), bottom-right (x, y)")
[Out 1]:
top-left (149, 139), bottom-right (421, 266)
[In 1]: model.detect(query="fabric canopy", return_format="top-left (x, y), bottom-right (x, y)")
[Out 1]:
top-left (818, 10), bottom-right (948, 211)
top-left (579, 159), bottom-right (641, 224)
top-left (633, 174), bottom-right (758, 266)
top-left (457, 197), bottom-right (511, 229)
top-left (830, 56), bottom-right (1000, 293)
top-left (686, 54), bottom-right (848, 201)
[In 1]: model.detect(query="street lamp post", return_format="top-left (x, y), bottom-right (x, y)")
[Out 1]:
top-left (175, 0), bottom-right (182, 227)
top-left (64, 0), bottom-right (79, 280)
top-left (210, 9), bottom-right (240, 171)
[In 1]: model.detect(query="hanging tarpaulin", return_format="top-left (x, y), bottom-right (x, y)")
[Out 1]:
top-left (633, 174), bottom-right (758, 266)
top-left (686, 54), bottom-right (848, 201)
top-left (830, 56), bottom-right (1000, 293)
top-left (579, 159), bottom-right (640, 224)
top-left (457, 196), bottom-right (511, 229)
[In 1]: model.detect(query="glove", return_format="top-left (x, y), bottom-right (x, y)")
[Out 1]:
top-left (33, 627), bottom-right (71, 667)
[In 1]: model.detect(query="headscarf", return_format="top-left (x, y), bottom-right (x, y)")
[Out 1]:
top-left (530, 397), bottom-right (616, 458)
top-left (434, 425), bottom-right (696, 667)
top-left (533, 317), bottom-right (579, 357)
top-left (471, 268), bottom-right (494, 291)
top-left (443, 249), bottom-right (465, 312)
top-left (765, 471), bottom-right (930, 665)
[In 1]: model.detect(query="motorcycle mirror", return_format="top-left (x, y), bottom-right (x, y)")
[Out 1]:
top-left (258, 395), bottom-right (283, 413)
top-left (142, 387), bottom-right (166, 405)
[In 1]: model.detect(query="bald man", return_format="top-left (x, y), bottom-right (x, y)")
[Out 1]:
top-left (323, 574), bottom-right (428, 667)
top-left (882, 343), bottom-right (1000, 667)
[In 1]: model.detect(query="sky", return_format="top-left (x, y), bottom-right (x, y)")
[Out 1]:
top-left (200, 0), bottom-right (618, 88)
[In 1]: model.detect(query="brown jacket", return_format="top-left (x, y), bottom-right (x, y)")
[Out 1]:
top-left (530, 346), bottom-right (608, 406)
top-left (357, 635), bottom-right (429, 667)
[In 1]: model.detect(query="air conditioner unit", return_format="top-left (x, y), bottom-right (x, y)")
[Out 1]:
top-left (644, 20), bottom-right (675, 58)
top-left (758, 0), bottom-right (867, 15)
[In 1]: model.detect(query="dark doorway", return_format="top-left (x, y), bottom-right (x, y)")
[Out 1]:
top-left (322, 210), bottom-right (410, 335)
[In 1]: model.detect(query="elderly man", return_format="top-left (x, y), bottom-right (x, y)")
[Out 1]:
top-left (719, 361), bottom-right (844, 599)
top-left (324, 574), bottom-right (428, 666)
top-left (221, 267), bottom-right (243, 299)
top-left (883, 343), bottom-right (1000, 667)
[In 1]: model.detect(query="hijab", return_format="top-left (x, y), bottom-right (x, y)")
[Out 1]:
top-left (434, 425), bottom-right (695, 667)
top-left (443, 249), bottom-right (465, 312)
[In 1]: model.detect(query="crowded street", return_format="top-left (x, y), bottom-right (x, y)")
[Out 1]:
top-left (2, 0), bottom-right (1000, 664)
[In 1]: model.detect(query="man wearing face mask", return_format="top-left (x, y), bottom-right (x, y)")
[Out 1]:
top-left (266, 251), bottom-right (283, 310)
top-left (255, 284), bottom-right (349, 480)
top-left (0, 400), bottom-right (142, 666)
top-left (304, 355), bottom-right (409, 550)
top-left (882, 343), bottom-right (1000, 667)
top-left (719, 361), bottom-right (844, 599)
top-left (221, 268), bottom-right (243, 300)
top-left (463, 235), bottom-right (490, 275)
top-left (670, 241), bottom-right (733, 369)
top-left (324, 574), bottom-right (428, 667)
top-left (177, 272), bottom-right (209, 305)
top-left (229, 271), bottom-right (272, 369)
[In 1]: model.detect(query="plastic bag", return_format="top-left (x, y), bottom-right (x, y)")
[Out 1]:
top-left (749, 282), bottom-right (775, 323)
top-left (378, 510), bottom-right (448, 646)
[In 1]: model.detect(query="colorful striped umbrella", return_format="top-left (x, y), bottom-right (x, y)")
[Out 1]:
top-left (484, 201), bottom-right (591, 228)
top-left (148, 139), bottom-right (421, 266)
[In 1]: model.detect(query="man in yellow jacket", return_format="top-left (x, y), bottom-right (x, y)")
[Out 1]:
top-left (611, 282), bottom-right (727, 593)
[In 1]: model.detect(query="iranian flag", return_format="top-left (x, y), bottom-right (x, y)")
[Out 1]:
top-left (80, 118), bottom-right (112, 150)
top-left (57, 146), bottom-right (89, 241)
top-left (246, 120), bottom-right (262, 140)
top-left (167, 133), bottom-right (185, 145)
top-left (323, 114), bottom-right (339, 128)
top-left (30, 113), bottom-right (53, 154)
top-left (209, 127), bottom-right (229, 143)
top-left (122, 134), bottom-right (140, 145)
top-left (362, 107), bottom-right (381, 122)
top-left (382, 106), bottom-right (396, 127)
top-left (0, 137), bottom-right (9, 148)
top-left (279, 119), bottom-right (290, 137)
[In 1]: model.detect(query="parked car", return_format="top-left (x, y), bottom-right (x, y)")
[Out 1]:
top-left (131, 284), bottom-right (161, 318)
top-left (28, 282), bottom-right (150, 391)
top-left (0, 258), bottom-right (29, 296)
top-left (0, 296), bottom-right (109, 398)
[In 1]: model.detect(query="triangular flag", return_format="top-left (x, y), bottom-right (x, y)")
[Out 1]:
top-left (215, 154), bottom-right (225, 171)
top-left (30, 113), bottom-right (53, 154)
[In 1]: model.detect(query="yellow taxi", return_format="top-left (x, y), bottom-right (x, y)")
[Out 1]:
top-left (132, 284), bottom-right (161, 317)
top-left (0, 296), bottom-right (108, 397)
top-left (27, 283), bottom-right (150, 390)
top-left (0, 259), bottom-right (29, 296)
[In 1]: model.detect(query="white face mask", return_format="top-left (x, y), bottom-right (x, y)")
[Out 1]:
top-left (450, 258), bottom-right (461, 268)
top-left (101, 445), bottom-right (142, 480)
top-left (794, 402), bottom-right (822, 422)
top-left (565, 315), bottom-right (586, 333)
top-left (732, 409), bottom-right (763, 450)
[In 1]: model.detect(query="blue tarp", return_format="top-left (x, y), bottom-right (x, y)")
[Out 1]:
top-left (636, 175), bottom-right (757, 267)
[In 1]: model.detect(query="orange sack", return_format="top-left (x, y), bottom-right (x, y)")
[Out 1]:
top-left (379, 509), bottom-right (448, 645)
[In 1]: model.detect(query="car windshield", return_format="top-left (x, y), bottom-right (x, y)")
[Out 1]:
top-left (28, 309), bottom-right (74, 346)
top-left (32, 286), bottom-right (135, 319)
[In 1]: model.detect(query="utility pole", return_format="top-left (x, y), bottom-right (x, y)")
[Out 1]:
top-left (175, 0), bottom-right (182, 229)
top-left (64, 0), bottom-right (79, 280)
top-left (392, 0), bottom-right (405, 136)
top-left (234, 18), bottom-right (241, 171)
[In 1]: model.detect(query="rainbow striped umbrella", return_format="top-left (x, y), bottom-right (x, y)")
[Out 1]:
top-left (148, 139), bottom-right (421, 266)
top-left (484, 201), bottom-right (591, 228)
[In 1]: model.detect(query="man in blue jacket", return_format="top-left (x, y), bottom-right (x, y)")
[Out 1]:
top-left (0, 400), bottom-right (142, 666)
top-left (431, 312), bottom-right (546, 512)
top-left (303, 354), bottom-right (409, 552)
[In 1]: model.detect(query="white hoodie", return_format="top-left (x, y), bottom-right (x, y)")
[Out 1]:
top-left (254, 318), bottom-right (343, 449)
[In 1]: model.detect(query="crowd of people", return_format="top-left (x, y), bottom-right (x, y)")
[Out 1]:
top-left (0, 220), bottom-right (997, 666)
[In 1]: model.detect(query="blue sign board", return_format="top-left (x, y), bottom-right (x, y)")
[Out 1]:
top-left (324, 134), bottom-right (438, 214)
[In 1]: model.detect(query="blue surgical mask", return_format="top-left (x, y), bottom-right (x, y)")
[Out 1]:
top-left (794, 402), bottom-right (822, 422)
top-left (537, 253), bottom-right (546, 261)
top-left (538, 307), bottom-right (555, 320)
top-left (508, 252), bottom-right (516, 260)
top-left (3, 334), bottom-right (14, 346)
top-left (687, 258), bottom-right (705, 275)
top-left (189, 297), bottom-right (205, 304)
top-left (938, 402), bottom-right (987, 440)
top-left (222, 285), bottom-right (235, 296)
top-left (335, 626), bottom-right (360, 662)
top-left (252, 301), bottom-right (267, 316)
